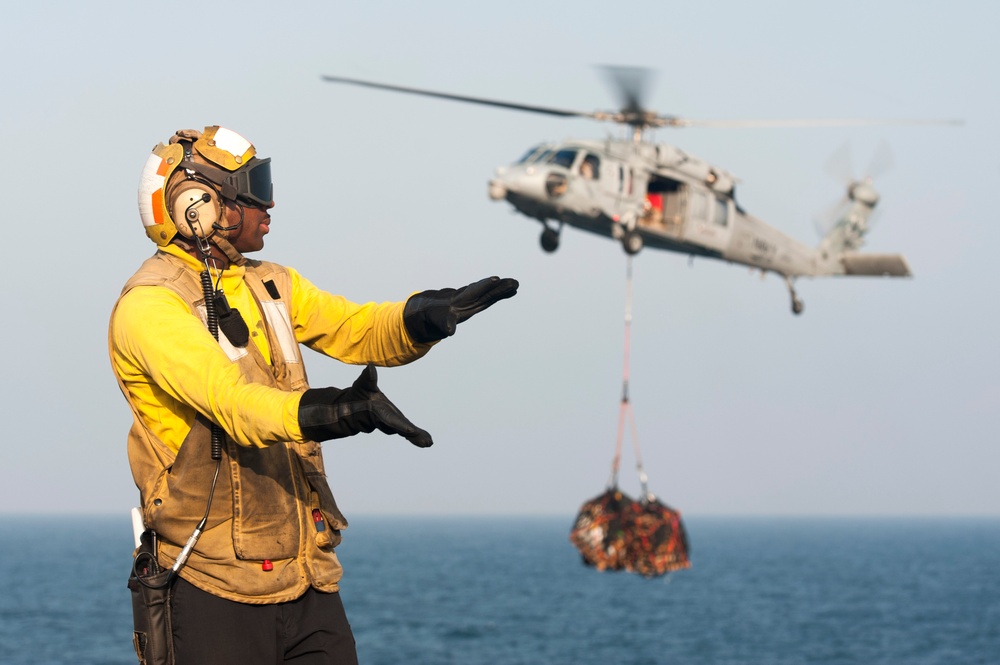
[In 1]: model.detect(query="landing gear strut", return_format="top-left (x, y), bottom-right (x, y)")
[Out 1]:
top-left (540, 224), bottom-right (560, 253)
top-left (784, 275), bottom-right (804, 315)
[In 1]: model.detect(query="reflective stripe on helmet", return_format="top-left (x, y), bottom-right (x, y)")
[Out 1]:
top-left (140, 141), bottom-right (186, 246)
top-left (138, 154), bottom-right (169, 228)
top-left (212, 127), bottom-right (253, 160)
top-left (196, 126), bottom-right (256, 171)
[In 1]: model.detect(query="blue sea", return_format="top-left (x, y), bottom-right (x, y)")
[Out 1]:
top-left (0, 516), bottom-right (997, 664)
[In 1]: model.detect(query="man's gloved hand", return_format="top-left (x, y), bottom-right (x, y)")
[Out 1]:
top-left (298, 364), bottom-right (432, 447)
top-left (403, 276), bottom-right (519, 344)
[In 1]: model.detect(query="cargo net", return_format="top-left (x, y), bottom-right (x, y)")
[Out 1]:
top-left (569, 488), bottom-right (690, 577)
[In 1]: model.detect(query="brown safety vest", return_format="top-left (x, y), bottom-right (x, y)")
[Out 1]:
top-left (111, 250), bottom-right (349, 604)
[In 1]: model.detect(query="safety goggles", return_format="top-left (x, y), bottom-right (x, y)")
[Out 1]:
top-left (184, 157), bottom-right (274, 208)
top-left (226, 158), bottom-right (273, 208)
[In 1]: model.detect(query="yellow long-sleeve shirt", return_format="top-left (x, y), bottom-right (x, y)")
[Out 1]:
top-left (111, 244), bottom-right (431, 452)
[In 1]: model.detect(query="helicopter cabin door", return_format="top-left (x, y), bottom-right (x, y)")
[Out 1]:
top-left (682, 188), bottom-right (734, 253)
top-left (640, 175), bottom-right (686, 239)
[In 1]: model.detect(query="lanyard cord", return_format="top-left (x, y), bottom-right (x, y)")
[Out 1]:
top-left (607, 257), bottom-right (652, 500)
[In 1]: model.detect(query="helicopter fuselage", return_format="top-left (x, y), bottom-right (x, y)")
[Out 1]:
top-left (488, 138), bottom-right (894, 282)
top-left (319, 72), bottom-right (918, 313)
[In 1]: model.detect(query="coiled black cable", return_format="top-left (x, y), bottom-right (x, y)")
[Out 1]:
top-left (199, 269), bottom-right (224, 461)
top-left (134, 267), bottom-right (226, 589)
top-left (200, 269), bottom-right (219, 342)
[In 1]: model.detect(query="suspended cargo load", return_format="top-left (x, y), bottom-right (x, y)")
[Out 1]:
top-left (626, 496), bottom-right (690, 577)
top-left (569, 257), bottom-right (690, 578)
top-left (569, 488), bottom-right (634, 572)
top-left (569, 488), bottom-right (690, 577)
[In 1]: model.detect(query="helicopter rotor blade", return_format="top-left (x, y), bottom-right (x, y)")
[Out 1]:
top-left (662, 117), bottom-right (963, 129)
top-left (865, 140), bottom-right (895, 181)
top-left (816, 142), bottom-right (855, 237)
top-left (813, 194), bottom-right (851, 238)
top-left (321, 75), bottom-right (601, 121)
top-left (322, 74), bottom-right (963, 133)
top-left (824, 141), bottom-right (855, 186)
top-left (598, 65), bottom-right (655, 116)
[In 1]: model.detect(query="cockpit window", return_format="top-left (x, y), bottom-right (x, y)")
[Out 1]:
top-left (516, 145), bottom-right (546, 164)
top-left (532, 149), bottom-right (554, 164)
top-left (547, 149), bottom-right (578, 169)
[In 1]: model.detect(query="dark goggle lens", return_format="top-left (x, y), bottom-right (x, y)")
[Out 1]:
top-left (231, 158), bottom-right (273, 206)
top-left (246, 159), bottom-right (272, 204)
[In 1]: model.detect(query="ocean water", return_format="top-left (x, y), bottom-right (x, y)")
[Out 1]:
top-left (0, 516), bottom-right (997, 664)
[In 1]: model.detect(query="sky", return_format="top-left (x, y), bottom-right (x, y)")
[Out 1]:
top-left (1, 0), bottom-right (996, 518)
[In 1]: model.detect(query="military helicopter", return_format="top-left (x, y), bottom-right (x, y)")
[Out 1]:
top-left (322, 69), bottom-right (959, 314)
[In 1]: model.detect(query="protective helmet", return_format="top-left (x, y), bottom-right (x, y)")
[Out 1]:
top-left (137, 126), bottom-right (273, 246)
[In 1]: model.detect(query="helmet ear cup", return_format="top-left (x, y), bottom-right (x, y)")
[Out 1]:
top-left (169, 181), bottom-right (221, 239)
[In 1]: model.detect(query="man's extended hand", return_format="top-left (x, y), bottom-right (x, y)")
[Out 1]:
top-left (403, 276), bottom-right (519, 343)
top-left (298, 365), bottom-right (432, 447)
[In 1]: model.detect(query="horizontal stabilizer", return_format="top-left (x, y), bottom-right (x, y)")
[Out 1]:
top-left (841, 253), bottom-right (912, 277)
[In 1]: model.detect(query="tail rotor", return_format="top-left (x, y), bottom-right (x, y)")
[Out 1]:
top-left (814, 140), bottom-right (893, 240)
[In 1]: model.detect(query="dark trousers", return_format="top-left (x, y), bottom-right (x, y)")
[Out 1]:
top-left (169, 577), bottom-right (358, 665)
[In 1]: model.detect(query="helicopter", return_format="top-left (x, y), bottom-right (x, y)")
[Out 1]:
top-left (321, 69), bottom-right (960, 314)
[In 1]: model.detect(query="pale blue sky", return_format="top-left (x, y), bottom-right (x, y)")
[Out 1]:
top-left (1, 0), bottom-right (996, 516)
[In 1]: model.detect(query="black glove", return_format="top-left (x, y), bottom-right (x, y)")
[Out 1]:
top-left (403, 276), bottom-right (519, 343)
top-left (298, 365), bottom-right (432, 447)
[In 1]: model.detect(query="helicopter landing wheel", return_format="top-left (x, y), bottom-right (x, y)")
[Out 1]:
top-left (784, 275), bottom-right (804, 316)
top-left (540, 227), bottom-right (560, 253)
top-left (623, 230), bottom-right (643, 255)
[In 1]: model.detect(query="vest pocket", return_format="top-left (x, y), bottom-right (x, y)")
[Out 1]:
top-left (305, 478), bottom-right (347, 550)
top-left (297, 441), bottom-right (348, 550)
top-left (145, 419), bottom-right (233, 548)
top-left (230, 442), bottom-right (301, 561)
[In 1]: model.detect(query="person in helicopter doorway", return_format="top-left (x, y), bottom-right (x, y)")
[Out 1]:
top-left (110, 125), bottom-right (518, 665)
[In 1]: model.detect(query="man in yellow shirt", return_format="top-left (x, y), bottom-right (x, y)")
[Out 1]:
top-left (110, 125), bottom-right (517, 664)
